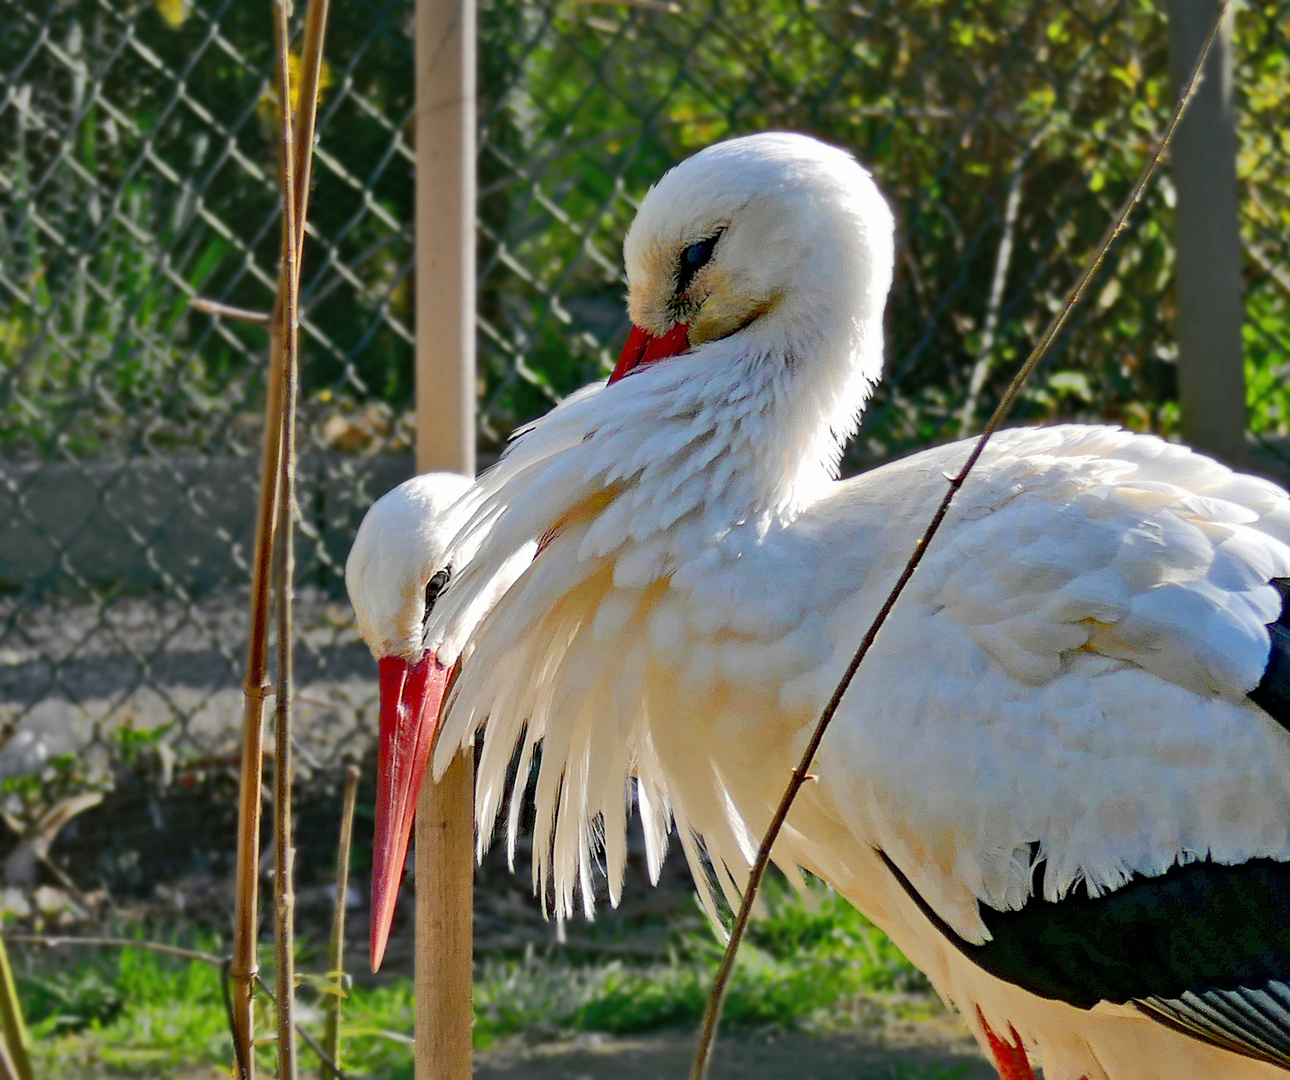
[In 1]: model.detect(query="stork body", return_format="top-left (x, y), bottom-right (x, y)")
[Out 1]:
top-left (350, 134), bottom-right (1290, 1079)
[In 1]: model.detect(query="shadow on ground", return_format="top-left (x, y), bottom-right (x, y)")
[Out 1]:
top-left (476, 1025), bottom-right (996, 1080)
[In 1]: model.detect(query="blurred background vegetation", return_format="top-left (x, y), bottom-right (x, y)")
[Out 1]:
top-left (4, 0), bottom-right (1288, 468)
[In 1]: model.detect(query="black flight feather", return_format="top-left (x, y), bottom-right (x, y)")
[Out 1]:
top-left (1251, 577), bottom-right (1290, 731)
top-left (880, 851), bottom-right (1290, 1068)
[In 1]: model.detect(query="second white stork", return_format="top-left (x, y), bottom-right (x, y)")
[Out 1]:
top-left (348, 132), bottom-right (1290, 1080)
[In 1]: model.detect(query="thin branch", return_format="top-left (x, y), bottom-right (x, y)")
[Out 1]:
top-left (297, 1014), bottom-right (357, 1080)
top-left (0, 938), bottom-right (32, 1080)
top-left (230, 0), bottom-right (325, 1069)
top-left (574, 0), bottom-right (681, 13)
top-left (322, 763), bottom-right (360, 1080)
top-left (229, 148), bottom-right (287, 1080)
top-left (688, 6), bottom-right (1232, 1078)
top-left (1245, 238), bottom-right (1290, 302)
top-left (189, 297), bottom-right (273, 326)
top-left (292, 0), bottom-right (332, 270)
top-left (4, 934), bottom-right (226, 967)
top-left (256, 979), bottom-right (357, 1080)
top-left (271, 2), bottom-right (331, 1074)
top-left (271, 0), bottom-right (302, 1075)
top-left (958, 138), bottom-right (1033, 437)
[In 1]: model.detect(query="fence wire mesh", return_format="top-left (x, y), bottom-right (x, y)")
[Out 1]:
top-left (0, 0), bottom-right (1288, 913)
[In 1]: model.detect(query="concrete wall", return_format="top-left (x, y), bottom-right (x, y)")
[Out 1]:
top-left (3, 437), bottom-right (1288, 599)
top-left (0, 452), bottom-right (416, 597)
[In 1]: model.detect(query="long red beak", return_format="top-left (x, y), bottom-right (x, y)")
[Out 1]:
top-left (370, 652), bottom-right (449, 972)
top-left (608, 322), bottom-right (690, 383)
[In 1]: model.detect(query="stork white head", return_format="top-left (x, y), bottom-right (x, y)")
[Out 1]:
top-left (346, 471), bottom-right (471, 662)
top-left (345, 470), bottom-right (471, 969)
top-left (610, 132), bottom-right (894, 488)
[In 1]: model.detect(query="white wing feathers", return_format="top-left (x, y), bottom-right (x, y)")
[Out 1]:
top-left (917, 426), bottom-right (1290, 700)
top-left (425, 410), bottom-right (1290, 935)
top-left (815, 426), bottom-right (1290, 940)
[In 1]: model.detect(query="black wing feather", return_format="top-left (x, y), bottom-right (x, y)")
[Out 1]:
top-left (1250, 578), bottom-right (1290, 731)
top-left (1140, 986), bottom-right (1290, 1070)
top-left (880, 852), bottom-right (1290, 1068)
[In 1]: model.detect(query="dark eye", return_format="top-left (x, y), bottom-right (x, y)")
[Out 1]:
top-left (676, 233), bottom-right (721, 294)
top-left (423, 568), bottom-right (450, 624)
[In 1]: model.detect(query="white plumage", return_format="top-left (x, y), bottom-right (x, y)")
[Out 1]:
top-left (349, 133), bottom-right (1290, 1078)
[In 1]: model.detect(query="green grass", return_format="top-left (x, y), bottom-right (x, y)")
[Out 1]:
top-left (26, 940), bottom-right (237, 1078)
top-left (21, 880), bottom-right (929, 1078)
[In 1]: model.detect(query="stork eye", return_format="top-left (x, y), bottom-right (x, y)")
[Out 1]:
top-left (676, 233), bottom-right (721, 293)
top-left (423, 569), bottom-right (450, 623)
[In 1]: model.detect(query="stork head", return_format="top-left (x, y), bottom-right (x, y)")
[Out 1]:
top-left (345, 470), bottom-right (471, 971)
top-left (611, 133), bottom-right (895, 482)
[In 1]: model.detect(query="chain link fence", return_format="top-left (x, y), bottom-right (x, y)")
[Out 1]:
top-left (1, 0), bottom-right (1288, 910)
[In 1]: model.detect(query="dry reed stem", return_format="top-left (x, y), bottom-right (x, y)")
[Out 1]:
top-left (688, 7), bottom-right (1232, 1078)
top-left (4, 935), bottom-right (227, 966)
top-left (0, 938), bottom-right (31, 1080)
top-left (272, 0), bottom-right (333, 1071)
top-left (271, 0), bottom-right (301, 1071)
top-left (229, 177), bottom-right (285, 1080)
top-left (292, 0), bottom-right (331, 267)
top-left (322, 764), bottom-right (360, 1080)
top-left (189, 297), bottom-right (273, 325)
top-left (229, 0), bottom-right (331, 1073)
top-left (270, 0), bottom-right (332, 1071)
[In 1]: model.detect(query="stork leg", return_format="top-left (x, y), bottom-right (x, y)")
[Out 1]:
top-left (978, 1008), bottom-right (1036, 1080)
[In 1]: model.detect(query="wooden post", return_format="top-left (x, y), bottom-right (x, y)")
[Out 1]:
top-left (1168, 0), bottom-right (1246, 467)
top-left (414, 0), bottom-right (475, 1077)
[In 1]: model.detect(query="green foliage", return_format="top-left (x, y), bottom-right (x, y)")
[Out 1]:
top-left (23, 939), bottom-right (228, 1070)
top-left (22, 966), bottom-right (125, 1035)
top-left (1236, 3), bottom-right (1290, 437)
top-left (333, 980), bottom-right (418, 1080)
top-left (468, 877), bottom-right (926, 1046)
top-left (0, 754), bottom-right (107, 829)
top-left (743, 877), bottom-right (927, 995)
top-left (5, 0), bottom-right (1287, 464)
top-left (24, 881), bottom-right (929, 1076)
top-left (110, 723), bottom-right (176, 769)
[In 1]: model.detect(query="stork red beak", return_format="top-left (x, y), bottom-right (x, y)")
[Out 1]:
top-left (608, 322), bottom-right (690, 383)
top-left (370, 652), bottom-right (449, 972)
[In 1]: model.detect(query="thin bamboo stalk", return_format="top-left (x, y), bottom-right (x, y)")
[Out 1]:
top-left (273, 370), bottom-right (300, 1080)
top-left (229, 153), bottom-right (288, 1080)
top-left (267, 0), bottom-right (331, 1071)
top-left (4, 935), bottom-right (226, 965)
top-left (272, 7), bottom-right (302, 1057)
top-left (0, 938), bottom-right (31, 1080)
top-left (230, 0), bottom-right (331, 1070)
top-left (292, 0), bottom-right (331, 267)
top-left (322, 764), bottom-right (360, 1080)
top-left (0, 1036), bottom-right (18, 1080)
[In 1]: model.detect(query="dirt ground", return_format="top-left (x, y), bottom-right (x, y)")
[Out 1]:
top-left (117, 1022), bottom-right (998, 1080)
top-left (475, 1014), bottom-right (996, 1080)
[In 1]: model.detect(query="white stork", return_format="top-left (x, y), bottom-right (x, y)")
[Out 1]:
top-left (346, 132), bottom-right (1290, 1080)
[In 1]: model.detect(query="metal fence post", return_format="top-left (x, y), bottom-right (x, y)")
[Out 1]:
top-left (1168, 0), bottom-right (1246, 466)
top-left (414, 0), bottom-right (476, 1075)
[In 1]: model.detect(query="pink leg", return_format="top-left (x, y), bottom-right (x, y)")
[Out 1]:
top-left (977, 1007), bottom-right (1036, 1080)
